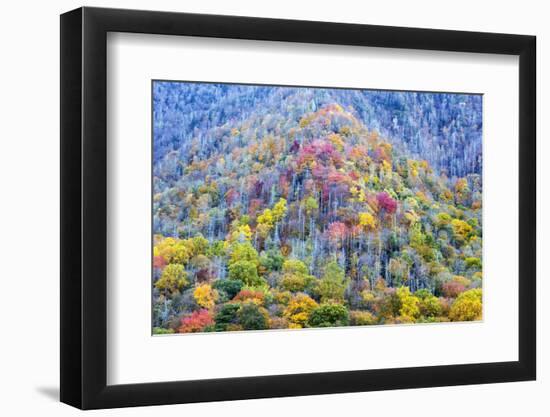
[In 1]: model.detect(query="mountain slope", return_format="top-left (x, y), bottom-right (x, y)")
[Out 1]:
top-left (152, 82), bottom-right (483, 332)
top-left (153, 82), bottom-right (482, 177)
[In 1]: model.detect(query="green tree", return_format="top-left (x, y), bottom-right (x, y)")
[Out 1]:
top-left (349, 310), bottom-right (376, 326)
top-left (152, 327), bottom-right (175, 335)
top-left (206, 240), bottom-right (225, 257)
top-left (190, 234), bottom-right (209, 256)
top-left (315, 262), bottom-right (348, 302)
top-left (259, 249), bottom-right (284, 273)
top-left (282, 259), bottom-right (309, 275)
top-left (279, 259), bottom-right (316, 292)
top-left (212, 279), bottom-right (243, 300)
top-left (415, 289), bottom-right (442, 317)
top-left (304, 196), bottom-right (319, 214)
top-left (228, 260), bottom-right (265, 286)
top-left (465, 257), bottom-right (482, 270)
top-left (308, 303), bottom-right (349, 327)
top-left (228, 241), bottom-right (259, 265)
top-left (237, 301), bottom-right (269, 330)
top-left (214, 303), bottom-right (241, 331)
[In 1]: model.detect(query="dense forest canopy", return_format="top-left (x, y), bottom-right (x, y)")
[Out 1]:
top-left (152, 81), bottom-right (483, 334)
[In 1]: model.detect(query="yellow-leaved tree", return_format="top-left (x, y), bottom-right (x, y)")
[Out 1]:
top-left (358, 212), bottom-right (376, 231)
top-left (257, 198), bottom-right (287, 237)
top-left (155, 264), bottom-right (189, 296)
top-left (193, 284), bottom-right (219, 309)
top-left (283, 294), bottom-right (318, 328)
top-left (449, 289), bottom-right (482, 321)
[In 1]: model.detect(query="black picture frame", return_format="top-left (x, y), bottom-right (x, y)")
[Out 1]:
top-left (60, 6), bottom-right (536, 410)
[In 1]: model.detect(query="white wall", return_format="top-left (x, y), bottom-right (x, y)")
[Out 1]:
top-left (0, 0), bottom-right (545, 415)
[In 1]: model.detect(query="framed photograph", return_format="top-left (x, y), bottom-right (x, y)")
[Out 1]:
top-left (60, 6), bottom-right (536, 409)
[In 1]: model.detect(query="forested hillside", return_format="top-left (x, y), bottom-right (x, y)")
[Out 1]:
top-left (152, 82), bottom-right (483, 334)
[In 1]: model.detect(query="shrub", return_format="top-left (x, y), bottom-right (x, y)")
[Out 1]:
top-left (360, 290), bottom-right (376, 305)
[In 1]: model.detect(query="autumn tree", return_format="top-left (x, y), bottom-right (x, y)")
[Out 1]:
top-left (256, 198), bottom-right (287, 238)
top-left (151, 82), bottom-right (484, 333)
top-left (155, 264), bottom-right (189, 296)
top-left (283, 294), bottom-right (318, 328)
top-left (396, 286), bottom-right (420, 321)
top-left (315, 262), bottom-right (348, 303)
top-left (227, 241), bottom-right (260, 265)
top-left (358, 212), bottom-right (376, 231)
top-left (154, 237), bottom-right (191, 265)
top-left (415, 289), bottom-right (442, 318)
top-left (451, 219), bottom-right (474, 244)
top-left (193, 284), bottom-right (218, 309)
top-left (178, 310), bottom-right (214, 333)
top-left (449, 289), bottom-right (482, 321)
top-left (349, 310), bottom-right (376, 326)
top-left (279, 259), bottom-right (316, 292)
